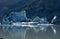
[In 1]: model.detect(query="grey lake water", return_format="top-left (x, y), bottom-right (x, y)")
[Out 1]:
top-left (0, 25), bottom-right (60, 39)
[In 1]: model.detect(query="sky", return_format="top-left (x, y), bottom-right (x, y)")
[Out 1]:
top-left (0, 0), bottom-right (60, 22)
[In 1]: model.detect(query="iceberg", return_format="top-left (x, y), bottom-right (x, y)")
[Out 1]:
top-left (33, 16), bottom-right (49, 32)
top-left (2, 11), bottom-right (28, 24)
top-left (1, 11), bottom-right (29, 39)
top-left (33, 16), bottom-right (41, 22)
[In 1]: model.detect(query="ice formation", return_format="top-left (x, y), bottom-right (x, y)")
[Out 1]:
top-left (1, 11), bottom-right (57, 39)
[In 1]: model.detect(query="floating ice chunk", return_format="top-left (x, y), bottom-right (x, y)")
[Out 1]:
top-left (40, 18), bottom-right (49, 24)
top-left (33, 16), bottom-right (41, 22)
top-left (51, 16), bottom-right (57, 23)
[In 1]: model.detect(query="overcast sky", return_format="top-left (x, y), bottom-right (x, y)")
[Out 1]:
top-left (0, 0), bottom-right (60, 22)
